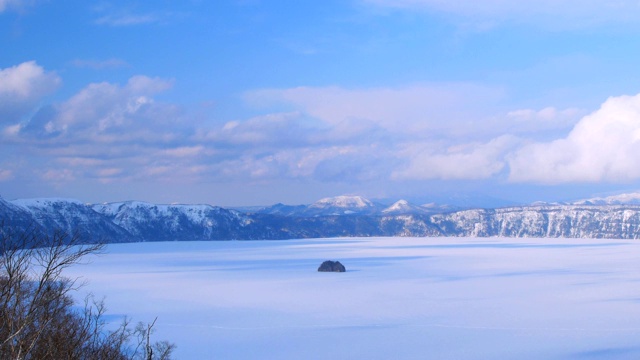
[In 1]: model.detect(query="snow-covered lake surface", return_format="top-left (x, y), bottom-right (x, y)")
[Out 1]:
top-left (65, 237), bottom-right (640, 359)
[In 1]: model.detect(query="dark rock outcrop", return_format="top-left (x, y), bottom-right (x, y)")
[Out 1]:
top-left (318, 260), bottom-right (346, 272)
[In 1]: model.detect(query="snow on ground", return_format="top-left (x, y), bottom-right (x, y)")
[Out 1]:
top-left (64, 237), bottom-right (640, 359)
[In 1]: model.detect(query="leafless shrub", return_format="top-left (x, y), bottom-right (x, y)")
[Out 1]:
top-left (0, 224), bottom-right (175, 359)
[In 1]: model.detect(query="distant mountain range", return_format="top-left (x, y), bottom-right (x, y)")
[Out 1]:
top-left (240, 195), bottom-right (463, 216)
top-left (571, 192), bottom-right (640, 205)
top-left (4, 193), bottom-right (640, 243)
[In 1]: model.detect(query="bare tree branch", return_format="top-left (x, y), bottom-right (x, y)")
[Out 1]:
top-left (0, 224), bottom-right (175, 360)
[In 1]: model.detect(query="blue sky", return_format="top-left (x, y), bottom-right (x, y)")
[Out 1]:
top-left (3, 0), bottom-right (640, 206)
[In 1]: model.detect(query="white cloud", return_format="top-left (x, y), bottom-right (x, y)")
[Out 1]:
top-left (246, 84), bottom-right (504, 136)
top-left (162, 146), bottom-right (208, 158)
top-left (41, 168), bottom-right (75, 182)
top-left (505, 106), bottom-right (584, 134)
top-left (70, 58), bottom-right (129, 70)
top-left (21, 75), bottom-right (174, 139)
top-left (509, 93), bottom-right (640, 183)
top-left (363, 0), bottom-right (640, 28)
top-left (393, 135), bottom-right (519, 180)
top-left (57, 157), bottom-right (105, 168)
top-left (205, 112), bottom-right (316, 146)
top-left (285, 147), bottom-right (358, 178)
top-left (508, 107), bottom-right (573, 122)
top-left (0, 169), bottom-right (13, 181)
top-left (0, 74), bottom-right (191, 186)
top-left (3, 123), bottom-right (21, 137)
top-left (200, 144), bottom-right (386, 183)
top-left (0, 65), bottom-right (208, 188)
top-left (12, 62), bottom-right (639, 193)
top-left (0, 61), bottom-right (60, 123)
top-left (0, 0), bottom-right (25, 12)
top-left (238, 84), bottom-right (599, 184)
top-left (95, 13), bottom-right (160, 26)
top-left (190, 108), bottom-right (394, 182)
top-left (96, 168), bottom-right (123, 177)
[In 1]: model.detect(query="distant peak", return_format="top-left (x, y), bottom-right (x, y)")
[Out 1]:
top-left (382, 199), bottom-right (425, 214)
top-left (310, 195), bottom-right (375, 209)
top-left (384, 199), bottom-right (411, 210)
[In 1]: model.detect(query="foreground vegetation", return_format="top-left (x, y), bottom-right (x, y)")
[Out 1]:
top-left (0, 226), bottom-right (175, 359)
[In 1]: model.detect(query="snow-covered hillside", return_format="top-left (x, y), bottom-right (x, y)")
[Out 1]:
top-left (6, 196), bottom-right (640, 241)
top-left (92, 201), bottom-right (259, 241)
top-left (9, 198), bottom-right (133, 242)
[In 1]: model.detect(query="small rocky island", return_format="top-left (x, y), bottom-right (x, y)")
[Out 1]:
top-left (318, 260), bottom-right (346, 272)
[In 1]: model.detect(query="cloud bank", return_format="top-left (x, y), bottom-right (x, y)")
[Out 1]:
top-left (3, 61), bottom-right (640, 201)
top-left (247, 84), bottom-right (505, 135)
top-left (509, 94), bottom-right (640, 183)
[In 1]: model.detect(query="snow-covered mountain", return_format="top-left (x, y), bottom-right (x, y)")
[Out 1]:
top-left (9, 198), bottom-right (133, 242)
top-left (5, 196), bottom-right (640, 242)
top-left (573, 192), bottom-right (640, 205)
top-left (253, 195), bottom-right (386, 217)
top-left (253, 195), bottom-right (461, 216)
top-left (311, 195), bottom-right (374, 209)
top-left (92, 201), bottom-right (274, 241)
top-left (249, 203), bottom-right (308, 217)
top-left (382, 200), bottom-right (428, 215)
top-left (305, 195), bottom-right (384, 216)
top-left (0, 197), bottom-right (44, 236)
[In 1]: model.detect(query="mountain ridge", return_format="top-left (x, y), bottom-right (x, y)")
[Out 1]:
top-left (4, 195), bottom-right (640, 242)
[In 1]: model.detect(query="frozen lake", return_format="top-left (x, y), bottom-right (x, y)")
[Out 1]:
top-left (65, 237), bottom-right (640, 359)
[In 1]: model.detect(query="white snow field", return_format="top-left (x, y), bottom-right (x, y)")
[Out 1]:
top-left (65, 237), bottom-right (640, 359)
